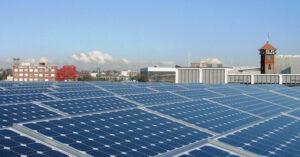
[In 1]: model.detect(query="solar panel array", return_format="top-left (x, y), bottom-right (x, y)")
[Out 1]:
top-left (0, 81), bottom-right (299, 157)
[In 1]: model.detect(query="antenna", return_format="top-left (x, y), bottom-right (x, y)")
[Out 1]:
top-left (267, 31), bottom-right (270, 43)
top-left (187, 53), bottom-right (191, 67)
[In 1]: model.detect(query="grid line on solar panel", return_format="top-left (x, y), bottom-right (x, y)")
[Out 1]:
top-left (0, 94), bottom-right (54, 105)
top-left (20, 109), bottom-right (212, 157)
top-left (229, 85), bottom-right (264, 94)
top-left (42, 96), bottom-right (138, 115)
top-left (0, 128), bottom-right (69, 157)
top-left (108, 88), bottom-right (157, 96)
top-left (48, 90), bottom-right (112, 99)
top-left (174, 89), bottom-right (223, 100)
top-left (272, 88), bottom-right (300, 99)
top-left (99, 84), bottom-right (140, 90)
top-left (149, 86), bottom-right (187, 92)
top-left (209, 94), bottom-right (289, 118)
top-left (0, 89), bottom-right (54, 96)
top-left (288, 109), bottom-right (300, 118)
top-left (148, 100), bottom-right (261, 134)
top-left (206, 87), bottom-right (243, 96)
top-left (216, 115), bottom-right (300, 157)
top-left (176, 143), bottom-right (243, 157)
top-left (53, 87), bottom-right (100, 92)
top-left (124, 92), bottom-right (189, 106)
top-left (246, 92), bottom-right (300, 109)
top-left (0, 103), bottom-right (62, 128)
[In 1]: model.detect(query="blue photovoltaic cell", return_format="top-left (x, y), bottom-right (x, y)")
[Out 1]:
top-left (218, 115), bottom-right (300, 157)
top-left (24, 109), bottom-right (211, 157)
top-left (43, 97), bottom-right (137, 115)
top-left (0, 94), bottom-right (53, 105)
top-left (208, 87), bottom-right (243, 96)
top-left (0, 89), bottom-right (53, 96)
top-left (179, 144), bottom-right (242, 157)
top-left (180, 83), bottom-right (207, 89)
top-left (211, 95), bottom-right (288, 117)
top-left (273, 88), bottom-right (300, 99)
top-left (125, 92), bottom-right (188, 106)
top-left (56, 83), bottom-right (94, 88)
top-left (0, 129), bottom-right (68, 157)
top-left (175, 89), bottom-right (222, 100)
top-left (0, 103), bottom-right (60, 128)
top-left (49, 90), bottom-right (112, 99)
top-left (109, 88), bottom-right (156, 95)
top-left (230, 85), bottom-right (264, 94)
top-left (100, 84), bottom-right (139, 90)
top-left (149, 100), bottom-right (260, 133)
top-left (253, 84), bottom-right (288, 90)
top-left (289, 109), bottom-right (300, 118)
top-left (249, 92), bottom-right (300, 109)
top-left (150, 86), bottom-right (186, 92)
top-left (53, 87), bottom-right (99, 92)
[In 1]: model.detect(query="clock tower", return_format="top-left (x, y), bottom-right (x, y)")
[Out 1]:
top-left (259, 42), bottom-right (277, 74)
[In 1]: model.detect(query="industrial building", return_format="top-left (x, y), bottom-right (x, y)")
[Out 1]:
top-left (140, 67), bottom-right (176, 82)
top-left (12, 62), bottom-right (77, 82)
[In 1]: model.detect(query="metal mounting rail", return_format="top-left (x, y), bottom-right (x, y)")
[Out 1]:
top-left (33, 101), bottom-right (69, 116)
top-left (167, 91), bottom-right (193, 101)
top-left (243, 93), bottom-right (292, 109)
top-left (208, 139), bottom-right (260, 157)
top-left (13, 124), bottom-right (90, 157)
top-left (139, 107), bottom-right (218, 136)
top-left (204, 98), bottom-right (264, 119)
top-left (42, 92), bottom-right (62, 101)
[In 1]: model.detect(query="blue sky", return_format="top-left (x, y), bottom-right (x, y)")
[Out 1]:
top-left (0, 0), bottom-right (300, 70)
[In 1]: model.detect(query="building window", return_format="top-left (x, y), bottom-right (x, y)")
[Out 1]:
top-left (24, 73), bottom-right (28, 77)
top-left (24, 69), bottom-right (28, 72)
top-left (29, 69), bottom-right (33, 72)
top-left (14, 69), bottom-right (18, 72)
top-left (19, 69), bottom-right (23, 72)
top-left (51, 69), bottom-right (55, 72)
top-left (34, 73), bottom-right (38, 76)
top-left (268, 55), bottom-right (272, 61)
top-left (39, 69), bottom-right (43, 72)
top-left (14, 73), bottom-right (18, 77)
top-left (268, 64), bottom-right (271, 70)
top-left (34, 69), bottom-right (38, 72)
top-left (39, 74), bottom-right (43, 77)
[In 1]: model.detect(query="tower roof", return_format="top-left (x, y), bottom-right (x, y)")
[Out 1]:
top-left (259, 42), bottom-right (277, 51)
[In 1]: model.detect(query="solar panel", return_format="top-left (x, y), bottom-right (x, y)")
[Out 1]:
top-left (252, 84), bottom-right (288, 90)
top-left (174, 89), bottom-right (222, 100)
top-left (109, 88), bottom-right (156, 95)
top-left (22, 109), bottom-right (211, 157)
top-left (100, 84), bottom-right (139, 90)
top-left (42, 97), bottom-right (138, 115)
top-left (249, 92), bottom-right (300, 109)
top-left (53, 86), bottom-right (99, 92)
top-left (0, 129), bottom-right (68, 157)
top-left (217, 115), bottom-right (300, 157)
top-left (0, 94), bottom-right (53, 105)
top-left (207, 87), bottom-right (243, 96)
top-left (125, 92), bottom-right (189, 106)
top-left (149, 100), bottom-right (260, 133)
top-left (0, 103), bottom-right (61, 128)
top-left (180, 83), bottom-right (207, 89)
top-left (272, 88), bottom-right (300, 99)
top-left (229, 85), bottom-right (264, 94)
top-left (0, 89), bottom-right (53, 96)
top-left (210, 95), bottom-right (289, 117)
top-left (149, 85), bottom-right (186, 92)
top-left (178, 143), bottom-right (242, 157)
top-left (289, 109), bottom-right (300, 118)
top-left (49, 90), bottom-right (112, 99)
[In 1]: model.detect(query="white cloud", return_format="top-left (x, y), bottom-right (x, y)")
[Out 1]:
top-left (161, 61), bottom-right (176, 66)
top-left (71, 50), bottom-right (129, 65)
top-left (39, 57), bottom-right (49, 63)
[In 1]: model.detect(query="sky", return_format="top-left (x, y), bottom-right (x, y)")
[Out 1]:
top-left (0, 0), bottom-right (300, 70)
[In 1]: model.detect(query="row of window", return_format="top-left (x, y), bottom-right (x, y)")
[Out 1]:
top-left (14, 73), bottom-right (55, 77)
top-left (14, 78), bottom-right (55, 82)
top-left (14, 68), bottom-right (56, 72)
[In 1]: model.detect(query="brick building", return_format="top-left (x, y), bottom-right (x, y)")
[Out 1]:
top-left (13, 63), bottom-right (57, 82)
